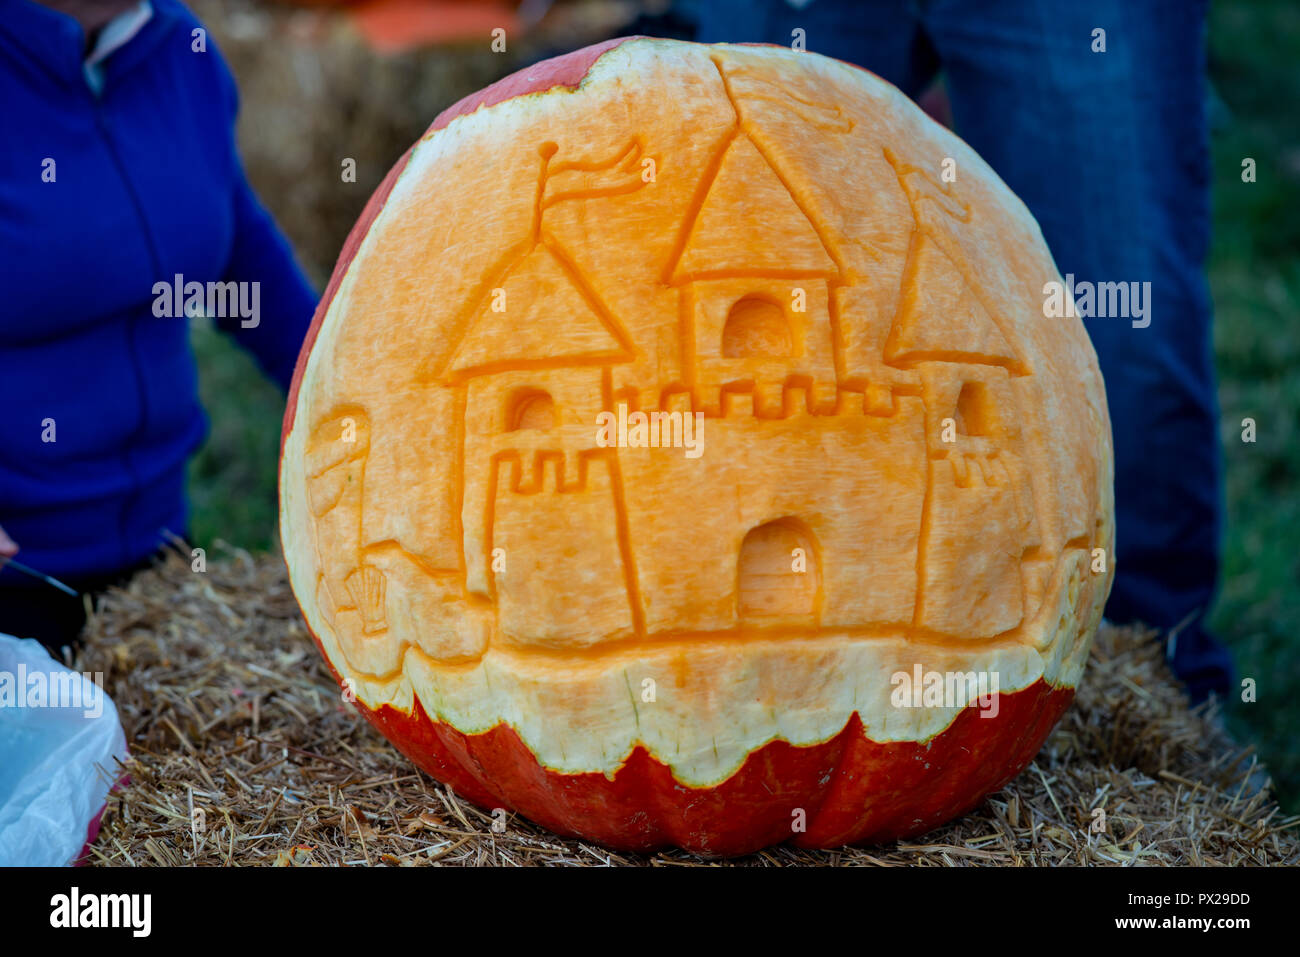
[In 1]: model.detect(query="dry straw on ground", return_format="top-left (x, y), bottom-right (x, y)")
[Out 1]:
top-left (73, 546), bottom-right (1297, 866)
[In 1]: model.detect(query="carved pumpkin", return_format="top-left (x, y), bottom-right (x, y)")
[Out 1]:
top-left (280, 37), bottom-right (1114, 855)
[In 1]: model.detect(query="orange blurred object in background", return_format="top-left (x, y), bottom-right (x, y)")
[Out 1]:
top-left (272, 0), bottom-right (528, 54)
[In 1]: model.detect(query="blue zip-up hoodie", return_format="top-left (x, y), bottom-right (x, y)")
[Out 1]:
top-left (0, 0), bottom-right (317, 584)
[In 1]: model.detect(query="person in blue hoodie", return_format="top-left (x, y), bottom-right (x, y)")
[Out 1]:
top-left (0, 0), bottom-right (317, 649)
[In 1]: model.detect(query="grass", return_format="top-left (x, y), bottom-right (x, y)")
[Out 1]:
top-left (1202, 0), bottom-right (1300, 811)
top-left (186, 319), bottom-right (284, 553)
top-left (186, 0), bottom-right (1300, 809)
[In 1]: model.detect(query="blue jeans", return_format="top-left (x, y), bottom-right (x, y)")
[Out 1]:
top-left (694, 0), bottom-right (1232, 701)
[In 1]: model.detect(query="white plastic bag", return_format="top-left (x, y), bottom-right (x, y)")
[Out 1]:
top-left (0, 632), bottom-right (128, 866)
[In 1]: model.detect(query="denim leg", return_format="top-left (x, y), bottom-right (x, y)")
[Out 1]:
top-left (692, 0), bottom-right (940, 98)
top-left (918, 0), bottom-right (1230, 699)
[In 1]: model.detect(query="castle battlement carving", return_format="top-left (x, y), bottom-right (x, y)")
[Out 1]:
top-left (605, 379), bottom-right (913, 420)
top-left (491, 448), bottom-right (612, 495)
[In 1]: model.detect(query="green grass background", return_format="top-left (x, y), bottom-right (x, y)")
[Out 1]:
top-left (187, 1), bottom-right (1300, 808)
top-left (1202, 2), bottom-right (1300, 809)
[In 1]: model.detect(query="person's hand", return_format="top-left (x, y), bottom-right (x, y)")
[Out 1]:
top-left (0, 524), bottom-right (18, 559)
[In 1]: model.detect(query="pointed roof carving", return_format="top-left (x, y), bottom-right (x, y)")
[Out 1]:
top-left (667, 133), bottom-right (838, 283)
top-left (438, 239), bottom-right (635, 382)
top-left (884, 234), bottom-right (1026, 372)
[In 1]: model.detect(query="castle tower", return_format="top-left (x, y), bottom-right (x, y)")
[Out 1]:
top-left (612, 114), bottom-right (927, 641)
top-left (429, 195), bottom-right (642, 646)
top-left (883, 231), bottom-right (1041, 638)
top-left (664, 128), bottom-right (843, 415)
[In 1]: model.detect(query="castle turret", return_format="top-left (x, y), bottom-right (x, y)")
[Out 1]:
top-left (665, 127), bottom-right (843, 414)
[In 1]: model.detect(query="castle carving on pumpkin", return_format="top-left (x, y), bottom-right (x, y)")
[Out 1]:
top-left (303, 59), bottom-right (1063, 673)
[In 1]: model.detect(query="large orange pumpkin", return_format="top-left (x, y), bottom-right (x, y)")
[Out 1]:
top-left (280, 37), bottom-right (1114, 855)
